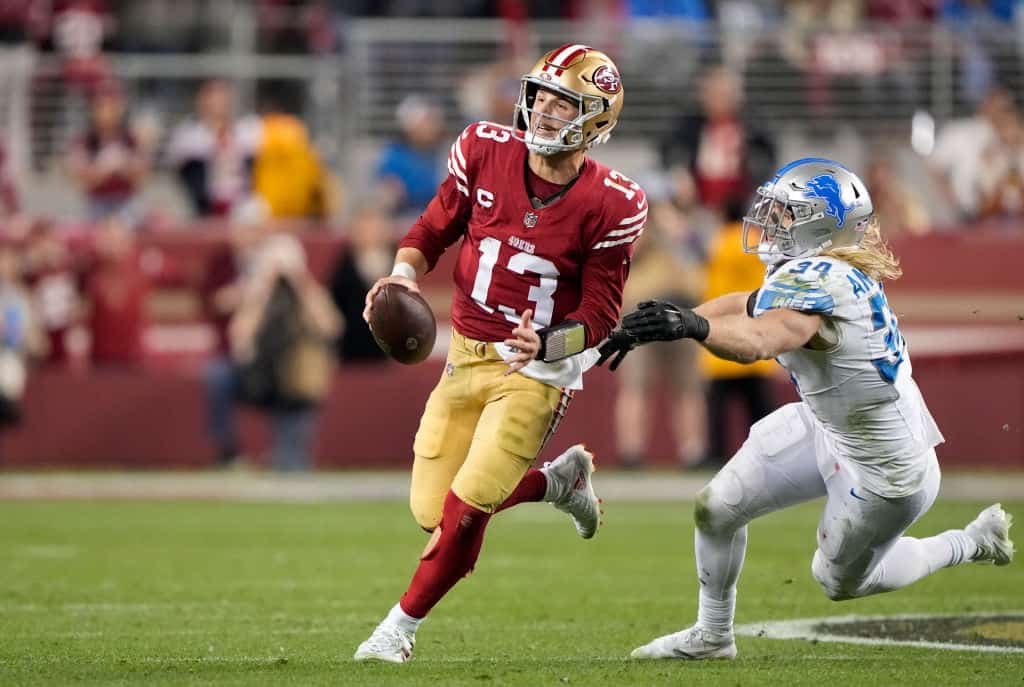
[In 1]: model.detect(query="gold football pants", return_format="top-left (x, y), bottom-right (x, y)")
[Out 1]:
top-left (409, 329), bottom-right (572, 530)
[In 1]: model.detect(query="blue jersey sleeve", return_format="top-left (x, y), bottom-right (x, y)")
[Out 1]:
top-left (753, 258), bottom-right (845, 317)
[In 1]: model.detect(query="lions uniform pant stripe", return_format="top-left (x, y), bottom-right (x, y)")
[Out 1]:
top-left (540, 388), bottom-right (575, 451)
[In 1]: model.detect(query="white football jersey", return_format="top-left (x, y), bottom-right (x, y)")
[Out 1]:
top-left (753, 256), bottom-right (943, 497)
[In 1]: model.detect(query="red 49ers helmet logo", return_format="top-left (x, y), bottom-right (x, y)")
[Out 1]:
top-left (592, 65), bottom-right (621, 94)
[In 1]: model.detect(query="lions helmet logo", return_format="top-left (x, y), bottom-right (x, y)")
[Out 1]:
top-left (804, 174), bottom-right (857, 228)
top-left (592, 65), bottom-right (621, 94)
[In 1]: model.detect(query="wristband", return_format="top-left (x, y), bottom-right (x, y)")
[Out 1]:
top-left (691, 312), bottom-right (710, 342)
top-left (746, 290), bottom-right (759, 318)
top-left (537, 320), bottom-right (587, 362)
top-left (391, 262), bottom-right (417, 281)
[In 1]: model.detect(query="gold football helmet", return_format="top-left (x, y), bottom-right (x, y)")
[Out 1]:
top-left (512, 44), bottom-right (624, 156)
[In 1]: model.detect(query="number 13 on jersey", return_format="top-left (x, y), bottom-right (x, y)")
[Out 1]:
top-left (471, 237), bottom-right (559, 328)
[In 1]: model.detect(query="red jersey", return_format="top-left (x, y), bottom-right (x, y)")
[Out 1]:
top-left (400, 121), bottom-right (647, 347)
top-left (86, 252), bottom-right (147, 366)
top-left (69, 127), bottom-right (141, 202)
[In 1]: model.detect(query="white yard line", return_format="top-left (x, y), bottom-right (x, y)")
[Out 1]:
top-left (0, 472), bottom-right (1021, 502)
top-left (735, 612), bottom-right (1024, 654)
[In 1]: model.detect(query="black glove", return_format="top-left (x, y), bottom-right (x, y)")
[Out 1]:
top-left (595, 329), bottom-right (636, 371)
top-left (621, 300), bottom-right (710, 343)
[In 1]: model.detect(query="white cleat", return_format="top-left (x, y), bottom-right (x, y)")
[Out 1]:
top-left (630, 625), bottom-right (737, 660)
top-left (966, 503), bottom-right (1014, 566)
top-left (353, 620), bottom-right (415, 663)
top-left (541, 444), bottom-right (601, 539)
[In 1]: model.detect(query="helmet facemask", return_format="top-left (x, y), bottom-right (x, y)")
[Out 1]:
top-left (513, 78), bottom-right (610, 156)
top-left (742, 185), bottom-right (809, 265)
top-left (742, 178), bottom-right (871, 266)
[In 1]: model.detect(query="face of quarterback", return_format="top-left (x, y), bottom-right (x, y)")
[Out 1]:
top-left (530, 87), bottom-right (580, 141)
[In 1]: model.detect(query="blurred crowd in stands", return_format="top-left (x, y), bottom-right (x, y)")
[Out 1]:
top-left (0, 1), bottom-right (1022, 469)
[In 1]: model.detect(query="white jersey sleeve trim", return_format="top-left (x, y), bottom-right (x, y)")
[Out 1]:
top-left (448, 143), bottom-right (468, 183)
top-left (452, 136), bottom-right (468, 172)
top-left (593, 230), bottom-right (644, 250)
top-left (618, 208), bottom-right (648, 225)
top-left (447, 157), bottom-right (469, 196)
top-left (605, 220), bottom-right (646, 237)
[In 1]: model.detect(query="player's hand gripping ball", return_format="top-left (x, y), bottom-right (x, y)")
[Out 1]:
top-left (369, 283), bottom-right (437, 364)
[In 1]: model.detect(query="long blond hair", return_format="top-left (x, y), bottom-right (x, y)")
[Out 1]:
top-left (821, 217), bottom-right (902, 282)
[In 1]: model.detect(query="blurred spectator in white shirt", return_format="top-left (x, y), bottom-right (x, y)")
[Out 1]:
top-left (168, 79), bottom-right (262, 219)
top-left (23, 220), bottom-right (82, 368)
top-left (973, 103), bottom-right (1024, 220)
top-left (929, 86), bottom-right (1017, 221)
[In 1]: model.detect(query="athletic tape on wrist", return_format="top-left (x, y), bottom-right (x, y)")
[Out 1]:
top-left (391, 262), bottom-right (417, 281)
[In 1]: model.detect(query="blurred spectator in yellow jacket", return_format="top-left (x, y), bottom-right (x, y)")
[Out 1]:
top-left (701, 202), bottom-right (778, 466)
top-left (615, 173), bottom-right (708, 469)
top-left (252, 101), bottom-right (341, 223)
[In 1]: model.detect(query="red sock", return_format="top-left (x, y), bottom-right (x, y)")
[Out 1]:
top-left (399, 490), bottom-right (491, 619)
top-left (495, 468), bottom-right (547, 513)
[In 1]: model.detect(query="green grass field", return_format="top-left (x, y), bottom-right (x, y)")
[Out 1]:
top-left (1, 497), bottom-right (1021, 686)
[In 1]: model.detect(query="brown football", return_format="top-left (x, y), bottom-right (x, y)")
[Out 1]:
top-left (369, 283), bottom-right (437, 365)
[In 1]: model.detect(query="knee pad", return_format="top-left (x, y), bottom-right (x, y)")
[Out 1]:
top-left (410, 492), bottom-right (443, 532)
top-left (811, 549), bottom-right (858, 601)
top-left (694, 476), bottom-right (746, 535)
top-left (451, 450), bottom-right (531, 514)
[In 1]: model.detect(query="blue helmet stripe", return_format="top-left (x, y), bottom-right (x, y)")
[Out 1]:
top-left (772, 157), bottom-right (850, 181)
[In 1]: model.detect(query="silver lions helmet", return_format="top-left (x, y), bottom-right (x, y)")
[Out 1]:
top-left (742, 158), bottom-right (874, 265)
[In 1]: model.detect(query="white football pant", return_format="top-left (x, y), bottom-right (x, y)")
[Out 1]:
top-left (693, 403), bottom-right (976, 633)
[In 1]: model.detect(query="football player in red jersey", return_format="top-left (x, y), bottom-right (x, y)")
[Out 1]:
top-left (355, 44), bottom-right (647, 663)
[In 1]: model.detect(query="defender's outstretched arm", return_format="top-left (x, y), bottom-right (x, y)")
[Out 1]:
top-left (696, 307), bottom-right (821, 364)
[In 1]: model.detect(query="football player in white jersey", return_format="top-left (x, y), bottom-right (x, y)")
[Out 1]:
top-left (598, 158), bottom-right (1015, 660)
